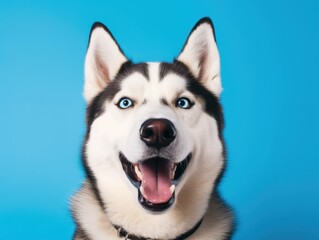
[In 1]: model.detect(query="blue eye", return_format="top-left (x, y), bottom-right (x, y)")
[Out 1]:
top-left (117, 97), bottom-right (134, 109)
top-left (176, 97), bottom-right (192, 109)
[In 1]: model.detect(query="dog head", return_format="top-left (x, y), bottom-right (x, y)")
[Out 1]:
top-left (83, 18), bottom-right (225, 216)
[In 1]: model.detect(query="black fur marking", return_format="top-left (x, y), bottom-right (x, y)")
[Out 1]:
top-left (159, 61), bottom-right (224, 135)
top-left (179, 17), bottom-right (217, 56)
top-left (118, 61), bottom-right (149, 81)
top-left (159, 62), bottom-right (173, 80)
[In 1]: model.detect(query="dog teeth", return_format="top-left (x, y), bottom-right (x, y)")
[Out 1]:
top-left (134, 165), bottom-right (142, 180)
top-left (173, 164), bottom-right (177, 173)
top-left (171, 165), bottom-right (177, 179)
top-left (140, 186), bottom-right (145, 195)
top-left (170, 185), bottom-right (175, 194)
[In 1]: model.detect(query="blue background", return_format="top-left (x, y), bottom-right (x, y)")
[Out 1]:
top-left (1, 0), bottom-right (318, 239)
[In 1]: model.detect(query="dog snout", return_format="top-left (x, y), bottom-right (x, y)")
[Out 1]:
top-left (140, 118), bottom-right (176, 149)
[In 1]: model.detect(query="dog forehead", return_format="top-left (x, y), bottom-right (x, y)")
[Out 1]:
top-left (119, 62), bottom-right (188, 98)
top-left (120, 72), bottom-right (148, 93)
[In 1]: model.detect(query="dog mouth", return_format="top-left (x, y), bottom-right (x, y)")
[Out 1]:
top-left (119, 153), bottom-right (192, 212)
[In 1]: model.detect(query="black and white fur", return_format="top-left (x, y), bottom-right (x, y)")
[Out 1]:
top-left (71, 17), bottom-right (234, 240)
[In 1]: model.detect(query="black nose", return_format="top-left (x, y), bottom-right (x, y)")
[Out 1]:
top-left (140, 118), bottom-right (176, 149)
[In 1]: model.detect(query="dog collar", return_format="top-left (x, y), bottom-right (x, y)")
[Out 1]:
top-left (114, 218), bottom-right (203, 240)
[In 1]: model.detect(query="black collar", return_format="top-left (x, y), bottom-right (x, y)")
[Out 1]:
top-left (114, 218), bottom-right (203, 240)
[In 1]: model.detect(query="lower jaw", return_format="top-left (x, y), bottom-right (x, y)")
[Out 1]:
top-left (138, 188), bottom-right (175, 212)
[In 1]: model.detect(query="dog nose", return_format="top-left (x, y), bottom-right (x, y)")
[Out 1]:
top-left (140, 118), bottom-right (176, 148)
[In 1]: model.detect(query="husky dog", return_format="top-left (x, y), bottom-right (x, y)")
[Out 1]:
top-left (71, 17), bottom-right (234, 240)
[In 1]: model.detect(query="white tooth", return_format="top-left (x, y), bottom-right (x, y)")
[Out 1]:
top-left (170, 185), bottom-right (176, 194)
top-left (172, 165), bottom-right (177, 179)
top-left (140, 186), bottom-right (145, 195)
top-left (134, 165), bottom-right (142, 180)
top-left (173, 164), bottom-right (177, 173)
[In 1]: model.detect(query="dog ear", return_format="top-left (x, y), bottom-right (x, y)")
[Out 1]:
top-left (84, 22), bottom-right (127, 102)
top-left (177, 18), bottom-right (222, 96)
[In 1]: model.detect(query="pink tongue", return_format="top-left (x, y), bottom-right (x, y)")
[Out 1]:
top-left (138, 158), bottom-right (173, 204)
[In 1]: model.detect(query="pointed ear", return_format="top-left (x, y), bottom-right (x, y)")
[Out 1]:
top-left (84, 22), bottom-right (127, 102)
top-left (177, 18), bottom-right (222, 96)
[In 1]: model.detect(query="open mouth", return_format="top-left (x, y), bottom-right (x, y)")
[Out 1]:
top-left (119, 153), bottom-right (192, 212)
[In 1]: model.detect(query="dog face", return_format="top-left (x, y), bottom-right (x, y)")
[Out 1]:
top-left (83, 18), bottom-right (224, 216)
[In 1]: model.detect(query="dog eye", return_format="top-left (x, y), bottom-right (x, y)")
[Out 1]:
top-left (176, 97), bottom-right (193, 109)
top-left (117, 97), bottom-right (134, 109)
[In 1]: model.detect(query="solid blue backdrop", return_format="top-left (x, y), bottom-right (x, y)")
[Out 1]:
top-left (1, 0), bottom-right (318, 239)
